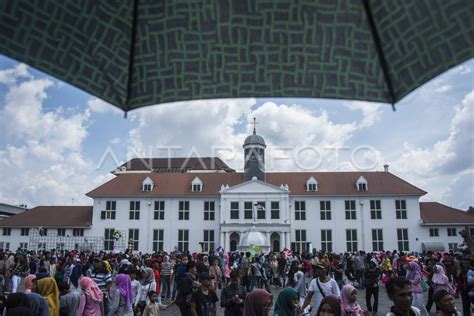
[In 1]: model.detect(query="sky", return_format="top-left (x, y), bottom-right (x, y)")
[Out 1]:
top-left (0, 55), bottom-right (473, 210)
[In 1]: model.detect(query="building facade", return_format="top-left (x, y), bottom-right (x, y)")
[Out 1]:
top-left (0, 132), bottom-right (473, 253)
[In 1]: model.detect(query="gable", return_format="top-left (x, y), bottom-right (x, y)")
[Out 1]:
top-left (222, 178), bottom-right (287, 194)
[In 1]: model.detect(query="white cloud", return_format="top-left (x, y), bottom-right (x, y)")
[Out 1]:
top-left (391, 89), bottom-right (474, 208)
top-left (127, 99), bottom-right (383, 172)
top-left (344, 101), bottom-right (384, 128)
top-left (0, 63), bottom-right (31, 85)
top-left (111, 137), bottom-right (121, 144)
top-left (87, 98), bottom-right (122, 115)
top-left (434, 84), bottom-right (452, 93)
top-left (0, 65), bottom-right (109, 206)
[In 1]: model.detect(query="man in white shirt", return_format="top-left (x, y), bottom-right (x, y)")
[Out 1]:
top-left (302, 263), bottom-right (341, 315)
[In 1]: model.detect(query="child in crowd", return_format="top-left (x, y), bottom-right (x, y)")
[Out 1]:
top-left (143, 291), bottom-right (170, 316)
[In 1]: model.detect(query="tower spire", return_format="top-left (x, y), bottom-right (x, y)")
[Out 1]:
top-left (252, 117), bottom-right (258, 135)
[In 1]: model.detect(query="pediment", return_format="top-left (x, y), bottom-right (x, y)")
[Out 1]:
top-left (222, 178), bottom-right (287, 194)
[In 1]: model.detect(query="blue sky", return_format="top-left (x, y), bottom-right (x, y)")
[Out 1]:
top-left (0, 55), bottom-right (472, 210)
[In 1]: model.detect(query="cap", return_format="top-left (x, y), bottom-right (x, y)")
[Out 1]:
top-left (198, 272), bottom-right (214, 281)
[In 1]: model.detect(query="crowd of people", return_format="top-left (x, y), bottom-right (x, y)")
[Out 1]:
top-left (0, 247), bottom-right (472, 316)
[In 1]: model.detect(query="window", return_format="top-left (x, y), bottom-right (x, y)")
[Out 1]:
top-left (104, 228), bottom-right (115, 251)
top-left (397, 228), bottom-right (409, 251)
top-left (292, 230), bottom-right (307, 253)
top-left (20, 228), bottom-right (29, 236)
top-left (0, 242), bottom-right (10, 251)
top-left (39, 228), bottom-right (48, 236)
top-left (429, 228), bottom-right (439, 237)
top-left (244, 202), bottom-right (253, 219)
top-left (306, 176), bottom-right (318, 191)
top-left (356, 176), bottom-right (368, 191)
top-left (345, 200), bottom-right (356, 220)
top-left (202, 230), bottom-right (215, 252)
top-left (295, 201), bottom-right (306, 220)
top-left (142, 177), bottom-right (154, 192)
top-left (395, 200), bottom-right (407, 219)
top-left (129, 201), bottom-right (140, 220)
top-left (447, 228), bottom-right (456, 237)
top-left (101, 200), bottom-right (116, 220)
top-left (192, 177), bottom-right (202, 192)
top-left (271, 201), bottom-right (280, 219)
top-left (73, 229), bottom-right (84, 236)
top-left (179, 201), bottom-right (190, 220)
top-left (372, 229), bottom-right (384, 251)
top-left (204, 201), bottom-right (215, 221)
top-left (19, 242), bottom-right (28, 250)
top-left (154, 201), bottom-right (165, 220)
top-left (230, 202), bottom-right (239, 219)
top-left (178, 229), bottom-right (189, 252)
top-left (153, 229), bottom-right (164, 252)
top-left (128, 229), bottom-right (139, 250)
top-left (321, 230), bottom-right (332, 252)
top-left (448, 243), bottom-right (458, 251)
top-left (256, 201), bottom-right (266, 219)
top-left (370, 200), bottom-right (382, 219)
top-left (320, 201), bottom-right (332, 220)
top-left (57, 229), bottom-right (66, 237)
top-left (3, 228), bottom-right (11, 236)
top-left (346, 229), bottom-right (358, 252)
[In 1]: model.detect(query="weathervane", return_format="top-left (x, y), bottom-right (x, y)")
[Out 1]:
top-left (252, 117), bottom-right (258, 135)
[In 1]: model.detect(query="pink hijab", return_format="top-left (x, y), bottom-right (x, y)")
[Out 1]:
top-left (79, 277), bottom-right (104, 302)
top-left (432, 264), bottom-right (449, 285)
top-left (340, 284), bottom-right (363, 315)
top-left (24, 274), bottom-right (37, 293)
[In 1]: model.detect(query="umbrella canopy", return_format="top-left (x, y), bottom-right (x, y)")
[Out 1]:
top-left (1, 0), bottom-right (473, 113)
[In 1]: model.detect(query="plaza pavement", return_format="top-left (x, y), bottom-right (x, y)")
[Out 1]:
top-left (160, 283), bottom-right (465, 316)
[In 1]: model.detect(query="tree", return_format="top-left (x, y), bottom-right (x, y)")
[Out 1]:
top-left (459, 225), bottom-right (474, 253)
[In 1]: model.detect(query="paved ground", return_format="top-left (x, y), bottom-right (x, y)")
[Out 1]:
top-left (160, 283), bottom-right (466, 315)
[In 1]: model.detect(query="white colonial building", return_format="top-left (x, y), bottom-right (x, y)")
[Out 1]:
top-left (0, 130), bottom-right (473, 253)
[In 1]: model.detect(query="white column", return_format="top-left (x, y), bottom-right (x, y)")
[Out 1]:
top-left (281, 232), bottom-right (286, 250)
top-left (220, 232), bottom-right (224, 248)
top-left (224, 232), bottom-right (229, 251)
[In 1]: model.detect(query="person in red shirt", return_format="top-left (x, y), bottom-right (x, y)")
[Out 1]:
top-left (152, 259), bottom-right (162, 303)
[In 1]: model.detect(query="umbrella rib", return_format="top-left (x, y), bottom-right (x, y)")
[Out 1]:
top-left (362, 0), bottom-right (396, 111)
top-left (124, 0), bottom-right (139, 118)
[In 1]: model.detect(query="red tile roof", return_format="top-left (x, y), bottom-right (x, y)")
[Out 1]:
top-left (87, 171), bottom-right (427, 197)
top-left (115, 157), bottom-right (235, 173)
top-left (419, 202), bottom-right (474, 224)
top-left (0, 206), bottom-right (93, 227)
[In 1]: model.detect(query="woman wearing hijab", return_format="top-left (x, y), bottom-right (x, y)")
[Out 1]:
top-left (77, 277), bottom-right (104, 316)
top-left (134, 267), bottom-right (156, 315)
top-left (406, 262), bottom-right (428, 315)
top-left (340, 284), bottom-right (364, 316)
top-left (293, 270), bottom-right (310, 315)
top-left (37, 277), bottom-right (60, 316)
top-left (108, 274), bottom-right (133, 316)
top-left (23, 274), bottom-right (37, 294)
top-left (273, 288), bottom-right (300, 316)
top-left (316, 294), bottom-right (342, 316)
top-left (432, 264), bottom-right (455, 294)
top-left (243, 288), bottom-right (273, 316)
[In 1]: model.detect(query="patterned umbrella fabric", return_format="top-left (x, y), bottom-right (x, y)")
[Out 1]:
top-left (1, 0), bottom-right (473, 113)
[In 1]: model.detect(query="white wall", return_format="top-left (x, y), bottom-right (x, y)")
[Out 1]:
top-left (90, 197), bottom-right (221, 253)
top-left (289, 196), bottom-right (422, 253)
